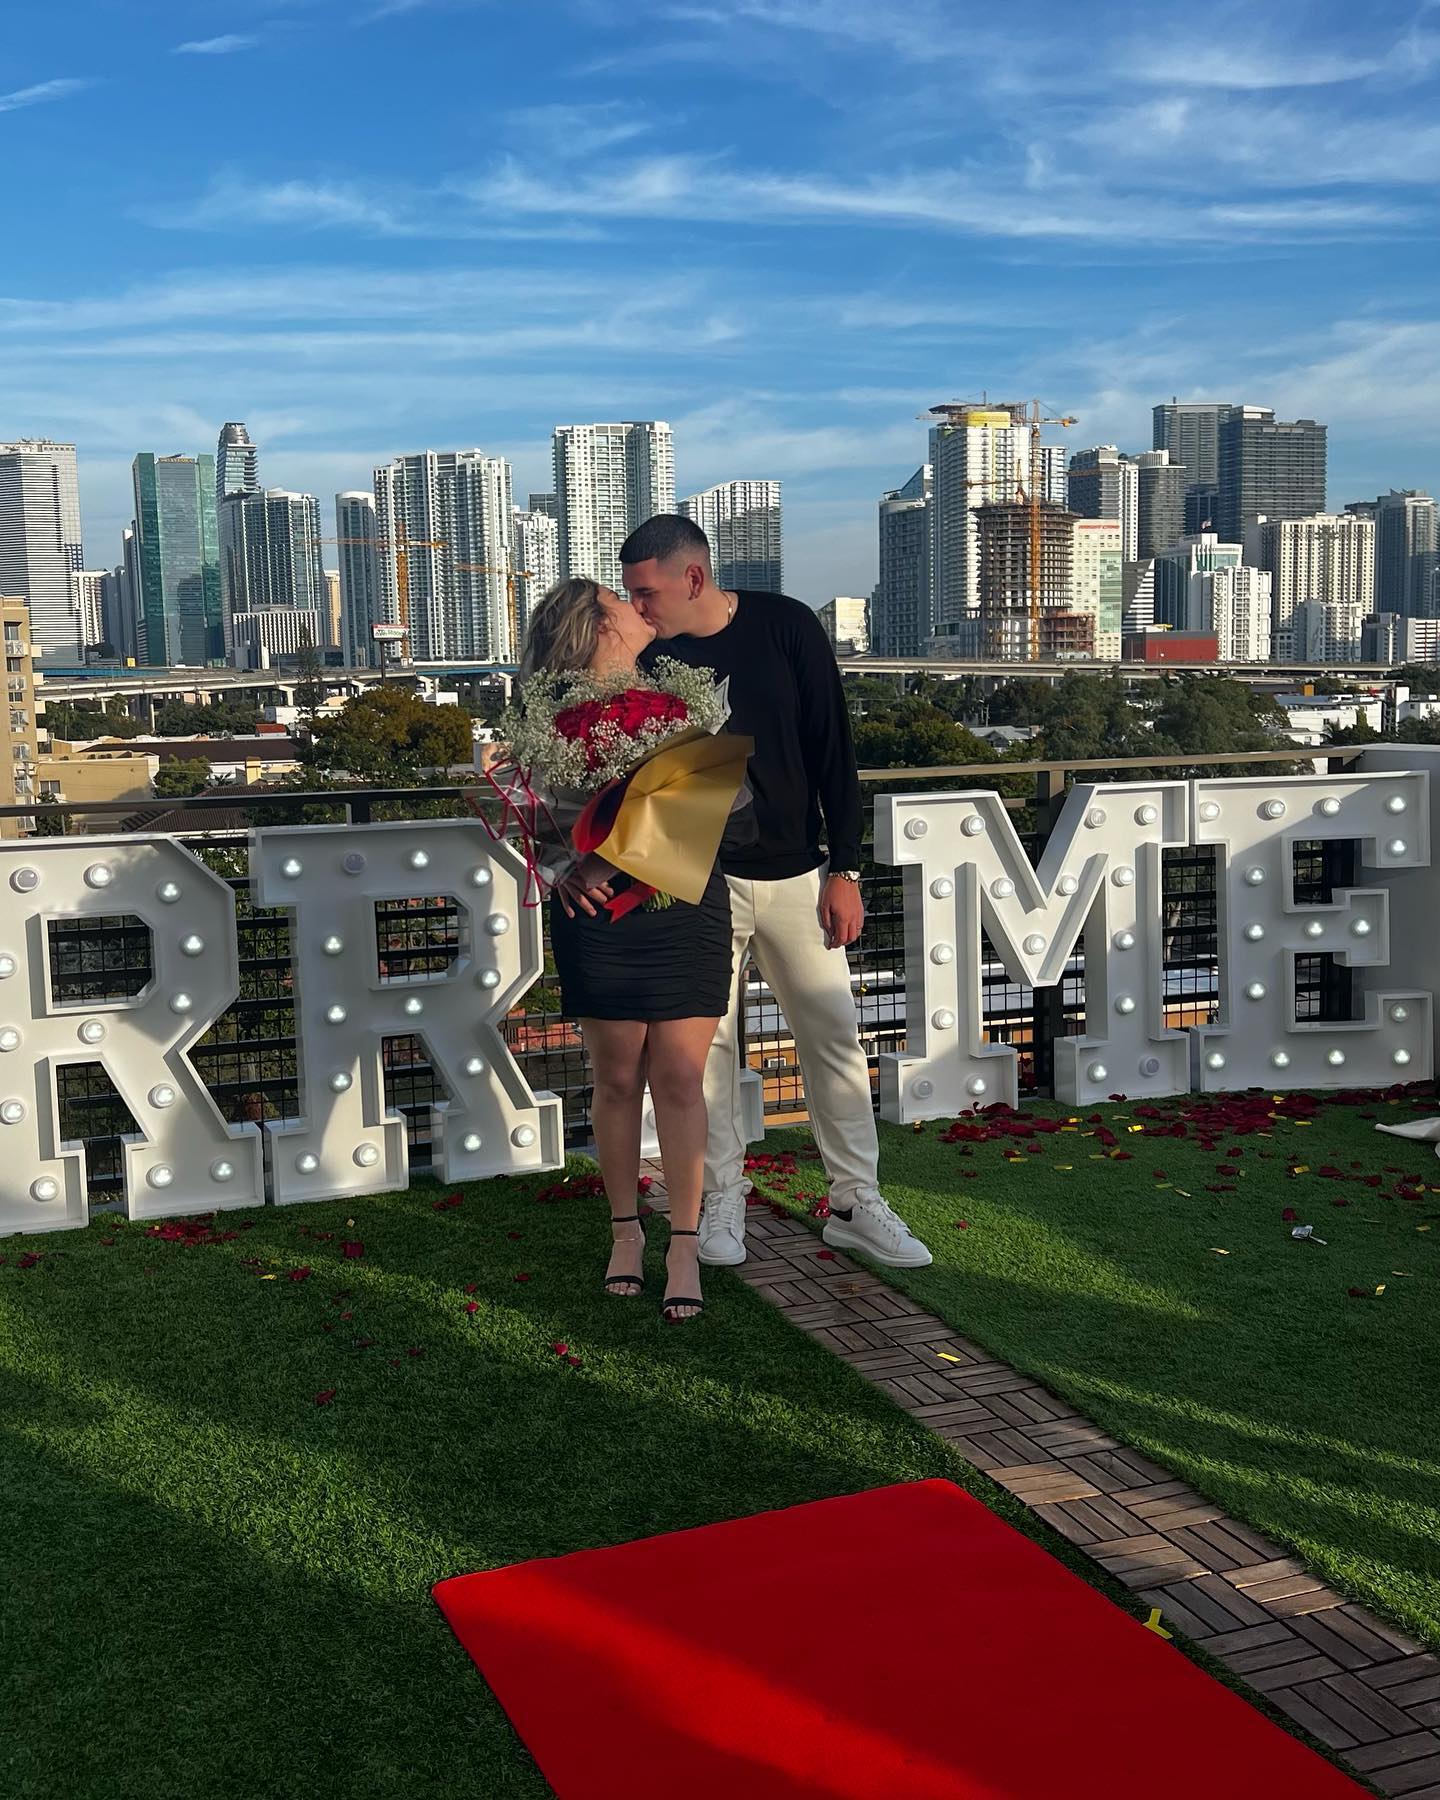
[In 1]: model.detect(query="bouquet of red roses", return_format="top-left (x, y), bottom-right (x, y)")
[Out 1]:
top-left (483, 660), bottom-right (752, 918)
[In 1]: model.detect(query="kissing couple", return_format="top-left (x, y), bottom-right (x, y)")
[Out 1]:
top-left (514, 513), bottom-right (932, 1324)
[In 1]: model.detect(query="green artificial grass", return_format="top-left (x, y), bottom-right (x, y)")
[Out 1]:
top-left (1, 1160), bottom-right (1209, 1800)
top-left (748, 1092), bottom-right (1440, 1652)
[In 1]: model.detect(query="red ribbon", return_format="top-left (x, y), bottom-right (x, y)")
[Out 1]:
top-left (463, 761), bottom-right (568, 909)
top-left (573, 775), bottom-right (656, 920)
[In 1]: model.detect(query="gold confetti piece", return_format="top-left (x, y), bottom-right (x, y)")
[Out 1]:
top-left (1090, 1154), bottom-right (1106, 1161)
top-left (935, 1352), bottom-right (964, 1364)
top-left (1291, 1165), bottom-right (1310, 1176)
top-left (1143, 1608), bottom-right (1173, 1639)
top-left (1156, 1182), bottom-right (1172, 1190)
top-left (1391, 1271), bottom-right (1412, 1277)
top-left (1294, 1121), bottom-right (1312, 1128)
top-left (1209, 1247), bottom-right (1231, 1255)
top-left (261, 1274), bottom-right (278, 1280)
top-left (1375, 1284), bottom-right (1387, 1296)
top-left (1175, 1189), bottom-right (1192, 1198)
top-left (1128, 1125), bottom-right (1145, 1134)
top-left (346, 1218), bottom-right (355, 1227)
top-left (1055, 1165), bottom-right (1073, 1172)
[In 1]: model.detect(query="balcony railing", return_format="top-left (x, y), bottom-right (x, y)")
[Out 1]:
top-left (1, 742), bottom-right (1433, 1237)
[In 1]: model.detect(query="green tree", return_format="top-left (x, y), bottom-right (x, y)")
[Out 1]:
top-left (153, 757), bottom-right (212, 798)
top-left (152, 698), bottom-right (260, 737)
top-left (852, 702), bottom-right (998, 771)
top-left (304, 687), bottom-right (474, 782)
top-left (1150, 676), bottom-right (1284, 756)
top-left (43, 702), bottom-right (144, 741)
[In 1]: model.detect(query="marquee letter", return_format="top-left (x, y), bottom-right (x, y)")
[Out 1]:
top-left (0, 838), bottom-right (262, 1236)
top-left (876, 782), bottom-right (1190, 1117)
top-left (1193, 772), bottom-right (1432, 1089)
top-left (251, 820), bottom-right (562, 1203)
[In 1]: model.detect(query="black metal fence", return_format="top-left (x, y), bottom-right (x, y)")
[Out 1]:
top-left (18, 750), bottom-right (1362, 1201)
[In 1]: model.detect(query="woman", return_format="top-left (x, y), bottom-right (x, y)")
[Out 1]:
top-left (518, 577), bottom-right (744, 1324)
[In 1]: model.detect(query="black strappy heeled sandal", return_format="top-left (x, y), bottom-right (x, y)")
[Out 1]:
top-left (603, 1213), bottom-right (646, 1297)
top-left (661, 1227), bottom-right (705, 1323)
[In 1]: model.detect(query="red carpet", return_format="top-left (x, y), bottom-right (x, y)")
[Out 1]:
top-left (433, 1478), bottom-right (1364, 1798)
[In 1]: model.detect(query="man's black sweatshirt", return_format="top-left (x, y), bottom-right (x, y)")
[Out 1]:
top-left (642, 590), bottom-right (864, 881)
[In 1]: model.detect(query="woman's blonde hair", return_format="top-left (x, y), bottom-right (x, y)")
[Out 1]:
top-left (518, 577), bottom-right (608, 678)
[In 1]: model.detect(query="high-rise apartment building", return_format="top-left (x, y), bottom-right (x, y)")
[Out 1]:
top-left (131, 453), bottom-right (223, 666)
top-left (527, 492), bottom-right (559, 521)
top-left (374, 450), bottom-right (514, 661)
top-left (874, 465), bottom-right (932, 657)
top-left (512, 505), bottom-right (560, 646)
top-left (1250, 512), bottom-right (1373, 649)
top-left (0, 440), bottom-right (85, 661)
top-left (322, 571), bottom-right (342, 650)
top-left (1135, 450), bottom-right (1188, 558)
top-left (0, 596), bottom-right (39, 834)
top-left (1366, 490), bottom-right (1437, 617)
top-left (1152, 533), bottom-right (1271, 660)
top-left (336, 492), bottom-right (381, 666)
top-left (1152, 402), bottom-right (1233, 489)
top-left (119, 525), bottom-right (143, 663)
top-left (679, 479), bottom-right (783, 590)
top-left (216, 422), bottom-right (260, 502)
top-left (1286, 599), bottom-right (1365, 663)
top-left (1070, 518), bottom-right (1123, 660)
top-left (975, 499), bottom-right (1078, 661)
top-left (1217, 407), bottom-right (1327, 542)
top-left (1067, 448), bottom-right (1138, 562)
top-left (218, 489), bottom-right (328, 642)
top-left (71, 571), bottom-right (109, 649)
top-left (552, 422), bottom-right (674, 589)
top-left (928, 405), bottom-right (1067, 632)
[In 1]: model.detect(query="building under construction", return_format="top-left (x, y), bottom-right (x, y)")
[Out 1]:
top-left (976, 499), bottom-right (1079, 660)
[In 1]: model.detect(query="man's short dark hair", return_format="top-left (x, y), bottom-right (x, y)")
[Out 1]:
top-left (618, 513), bottom-right (711, 566)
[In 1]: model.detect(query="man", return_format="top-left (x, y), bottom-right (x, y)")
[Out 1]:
top-left (620, 513), bottom-right (932, 1271)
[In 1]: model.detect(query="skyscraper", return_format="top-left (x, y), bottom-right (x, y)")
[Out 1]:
top-left (1136, 450), bottom-right (1188, 558)
top-left (975, 499), bottom-right (1078, 661)
top-left (1070, 518), bottom-right (1123, 660)
top-left (216, 422), bottom-right (260, 502)
top-left (927, 404), bottom-right (1067, 632)
top-left (1066, 447), bottom-right (1138, 561)
top-left (1369, 490), bottom-right (1437, 617)
top-left (679, 479), bottom-right (783, 590)
top-left (71, 571), bottom-right (109, 648)
top-left (1152, 402), bottom-right (1233, 489)
top-left (0, 439), bottom-right (85, 661)
top-left (374, 450), bottom-right (514, 661)
top-left (512, 505), bottom-right (560, 645)
top-left (1250, 512), bottom-right (1373, 654)
top-left (1217, 407), bottom-right (1326, 542)
top-left (552, 422), bottom-right (674, 589)
top-left (874, 465), bottom-right (932, 657)
top-left (131, 453), bottom-right (223, 666)
top-left (527, 492), bottom-right (559, 521)
top-left (218, 488), bottom-right (327, 636)
top-left (336, 492), bottom-right (380, 666)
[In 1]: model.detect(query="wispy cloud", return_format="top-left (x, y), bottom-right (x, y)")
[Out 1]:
top-left (0, 77), bottom-right (92, 114)
top-left (173, 34), bottom-right (259, 55)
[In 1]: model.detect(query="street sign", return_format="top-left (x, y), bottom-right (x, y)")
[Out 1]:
top-left (371, 624), bottom-right (406, 641)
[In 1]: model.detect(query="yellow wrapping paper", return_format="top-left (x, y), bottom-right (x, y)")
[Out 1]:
top-left (597, 728), bottom-right (753, 904)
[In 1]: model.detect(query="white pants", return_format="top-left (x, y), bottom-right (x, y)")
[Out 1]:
top-left (704, 867), bottom-right (880, 1206)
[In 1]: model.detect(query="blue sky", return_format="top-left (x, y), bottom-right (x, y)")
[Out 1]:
top-left (6, 0), bottom-right (1440, 602)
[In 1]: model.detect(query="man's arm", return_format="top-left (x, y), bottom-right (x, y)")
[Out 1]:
top-left (792, 605), bottom-right (865, 946)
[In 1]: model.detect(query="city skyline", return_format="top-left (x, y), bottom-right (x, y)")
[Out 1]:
top-left (6, 1), bottom-right (1440, 602)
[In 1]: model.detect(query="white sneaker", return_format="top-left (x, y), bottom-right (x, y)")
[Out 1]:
top-left (823, 1194), bottom-right (933, 1268)
top-left (697, 1190), bottom-right (748, 1266)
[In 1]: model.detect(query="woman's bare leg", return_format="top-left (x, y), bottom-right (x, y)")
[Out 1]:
top-left (646, 1015), bottom-right (721, 1320)
top-left (579, 1017), bottom-right (649, 1295)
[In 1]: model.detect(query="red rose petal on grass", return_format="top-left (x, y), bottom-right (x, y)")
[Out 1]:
top-left (431, 1200), bottom-right (447, 1212)
top-left (322, 1322), bottom-right (334, 1333)
top-left (464, 1301), bottom-right (479, 1313)
top-left (815, 1249), bottom-right (836, 1261)
top-left (314, 1389), bottom-right (336, 1406)
top-left (565, 1355), bottom-right (583, 1368)
top-left (506, 1231), bottom-right (522, 1240)
top-left (340, 1310), bottom-right (353, 1320)
top-left (551, 1342), bottom-right (569, 1356)
top-left (342, 1240), bottom-right (364, 1260)
top-left (464, 1282), bottom-right (479, 1294)
top-left (1347, 1287), bottom-right (1366, 1299)
top-left (513, 1272), bottom-right (532, 1283)
top-left (288, 1266), bottom-right (312, 1282)
top-left (808, 1198), bottom-right (831, 1219)
top-left (407, 1346), bottom-right (425, 1358)
top-left (1282, 1207), bottom-right (1298, 1222)
top-left (1332, 1198), bottom-right (1351, 1208)
top-left (954, 1220), bottom-right (970, 1230)
top-left (1217, 1165), bottom-right (1238, 1176)
top-left (388, 1358), bottom-right (401, 1366)
top-left (101, 1237), bottom-right (115, 1247)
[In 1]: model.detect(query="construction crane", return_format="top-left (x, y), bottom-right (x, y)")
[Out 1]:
top-left (452, 565), bottom-right (535, 666)
top-left (316, 523), bottom-right (447, 666)
top-left (921, 398), bottom-right (1077, 661)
